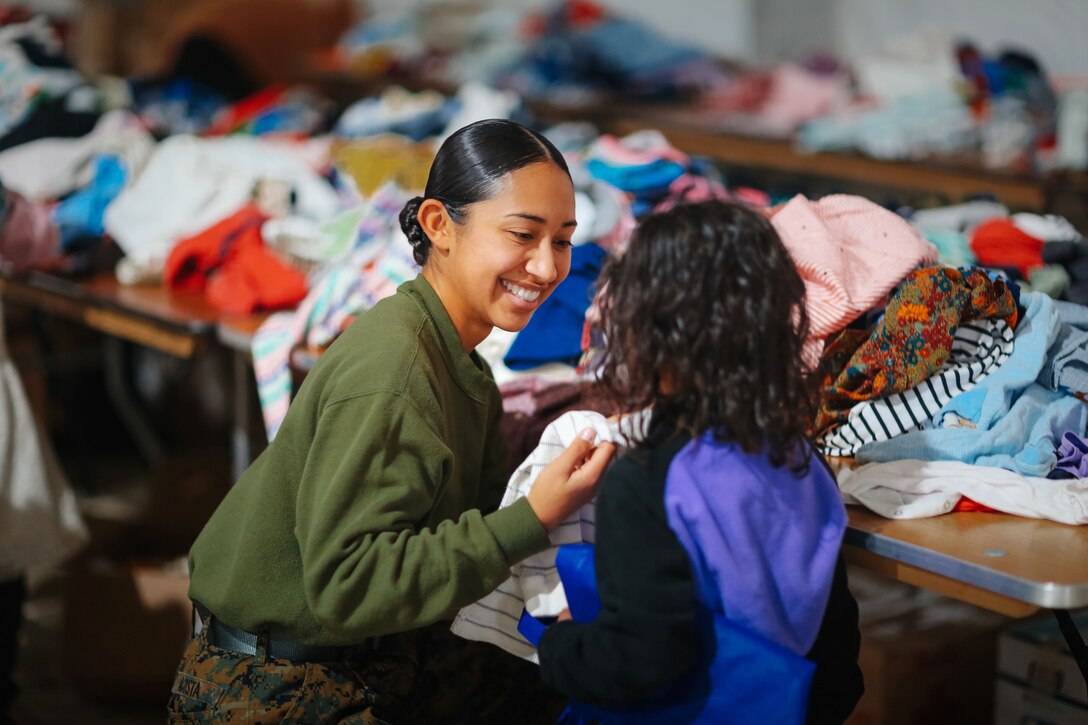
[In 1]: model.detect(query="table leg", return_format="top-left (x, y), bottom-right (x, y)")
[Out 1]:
top-left (1052, 609), bottom-right (1088, 693)
top-left (104, 337), bottom-right (163, 464)
top-left (231, 349), bottom-right (252, 483)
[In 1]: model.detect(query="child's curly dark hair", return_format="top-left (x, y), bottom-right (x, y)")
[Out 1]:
top-left (595, 199), bottom-right (816, 473)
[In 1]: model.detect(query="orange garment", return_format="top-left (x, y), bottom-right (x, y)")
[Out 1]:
top-left (970, 218), bottom-right (1045, 278)
top-left (164, 205), bottom-right (307, 315)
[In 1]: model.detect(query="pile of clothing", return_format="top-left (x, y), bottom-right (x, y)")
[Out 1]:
top-left (783, 195), bottom-right (1088, 524)
top-left (797, 29), bottom-right (1060, 171)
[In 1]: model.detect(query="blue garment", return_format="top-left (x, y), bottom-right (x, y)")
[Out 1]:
top-left (941, 291), bottom-right (1057, 429)
top-left (858, 292), bottom-right (1088, 476)
top-left (585, 158), bottom-right (686, 197)
top-left (333, 96), bottom-right (456, 142)
top-left (504, 243), bottom-right (606, 370)
top-left (53, 154), bottom-right (126, 253)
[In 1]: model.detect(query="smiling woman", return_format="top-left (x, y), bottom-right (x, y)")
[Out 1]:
top-left (169, 119), bottom-right (615, 724)
top-left (400, 120), bottom-right (579, 349)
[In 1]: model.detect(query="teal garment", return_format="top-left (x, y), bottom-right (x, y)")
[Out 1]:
top-left (189, 275), bottom-right (550, 645)
top-left (924, 230), bottom-right (977, 267)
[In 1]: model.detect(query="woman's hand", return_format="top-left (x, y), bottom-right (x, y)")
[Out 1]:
top-left (527, 428), bottom-right (616, 531)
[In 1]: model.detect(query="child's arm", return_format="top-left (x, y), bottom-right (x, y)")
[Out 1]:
top-left (537, 455), bottom-right (699, 706)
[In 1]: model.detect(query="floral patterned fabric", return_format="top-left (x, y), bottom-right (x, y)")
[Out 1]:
top-left (813, 267), bottom-right (1018, 435)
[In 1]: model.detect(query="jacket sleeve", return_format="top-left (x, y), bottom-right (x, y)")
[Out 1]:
top-left (537, 456), bottom-right (699, 706)
top-left (294, 389), bottom-right (549, 639)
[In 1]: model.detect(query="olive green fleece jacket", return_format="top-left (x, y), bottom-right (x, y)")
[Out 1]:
top-left (188, 275), bottom-right (550, 646)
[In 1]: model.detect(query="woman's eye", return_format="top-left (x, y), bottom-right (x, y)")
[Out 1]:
top-left (554, 239), bottom-right (573, 249)
top-left (511, 231), bottom-right (534, 241)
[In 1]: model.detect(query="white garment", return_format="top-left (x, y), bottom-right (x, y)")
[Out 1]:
top-left (437, 82), bottom-right (520, 143)
top-left (1011, 213), bottom-right (1085, 243)
top-left (837, 458), bottom-right (1088, 525)
top-left (849, 28), bottom-right (962, 104)
top-left (1056, 89), bottom-right (1088, 171)
top-left (451, 410), bottom-right (641, 662)
top-left (0, 109), bottom-right (153, 202)
top-left (103, 135), bottom-right (339, 271)
top-left (910, 201), bottom-right (1009, 235)
top-left (0, 302), bottom-right (87, 578)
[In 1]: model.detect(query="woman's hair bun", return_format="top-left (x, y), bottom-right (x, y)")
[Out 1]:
top-left (399, 196), bottom-right (431, 266)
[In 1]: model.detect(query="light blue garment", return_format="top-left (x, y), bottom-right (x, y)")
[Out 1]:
top-left (857, 292), bottom-right (1087, 476)
top-left (857, 384), bottom-right (1086, 477)
top-left (1039, 299), bottom-right (1088, 394)
top-left (940, 292), bottom-right (1059, 429)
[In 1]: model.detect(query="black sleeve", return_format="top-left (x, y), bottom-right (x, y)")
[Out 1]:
top-left (537, 455), bottom-right (700, 706)
top-left (805, 556), bottom-right (865, 725)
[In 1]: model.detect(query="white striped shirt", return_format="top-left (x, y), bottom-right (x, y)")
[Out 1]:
top-left (451, 410), bottom-right (645, 662)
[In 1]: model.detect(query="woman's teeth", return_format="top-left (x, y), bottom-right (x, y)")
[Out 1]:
top-left (502, 280), bottom-right (541, 302)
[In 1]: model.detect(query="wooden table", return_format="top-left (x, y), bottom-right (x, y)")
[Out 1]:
top-left (0, 270), bottom-right (223, 462)
top-left (847, 507), bottom-right (1088, 689)
top-left (0, 270), bottom-right (220, 358)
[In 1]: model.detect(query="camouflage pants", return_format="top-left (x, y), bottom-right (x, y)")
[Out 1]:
top-left (167, 620), bottom-right (566, 724)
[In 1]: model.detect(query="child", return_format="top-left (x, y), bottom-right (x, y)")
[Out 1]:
top-left (537, 200), bottom-right (864, 723)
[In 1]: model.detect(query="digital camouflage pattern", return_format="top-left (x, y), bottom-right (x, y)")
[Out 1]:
top-left (168, 621), bottom-right (567, 724)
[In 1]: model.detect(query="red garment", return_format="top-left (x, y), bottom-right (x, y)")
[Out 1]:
top-left (970, 218), bottom-right (1045, 278)
top-left (204, 85), bottom-right (287, 136)
top-left (164, 205), bottom-right (307, 315)
top-left (952, 497), bottom-right (999, 514)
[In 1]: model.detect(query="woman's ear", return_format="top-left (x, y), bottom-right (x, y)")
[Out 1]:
top-left (418, 198), bottom-right (453, 255)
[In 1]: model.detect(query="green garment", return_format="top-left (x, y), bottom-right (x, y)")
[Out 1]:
top-left (189, 276), bottom-right (549, 645)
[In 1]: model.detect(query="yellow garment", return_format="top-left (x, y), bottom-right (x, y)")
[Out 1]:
top-left (332, 135), bottom-right (435, 197)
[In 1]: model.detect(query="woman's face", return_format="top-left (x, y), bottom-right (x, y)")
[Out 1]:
top-left (428, 162), bottom-right (577, 350)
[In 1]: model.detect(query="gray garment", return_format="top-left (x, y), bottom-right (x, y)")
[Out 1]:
top-left (1039, 299), bottom-right (1088, 395)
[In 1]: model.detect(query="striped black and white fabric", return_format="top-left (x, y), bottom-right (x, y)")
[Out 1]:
top-left (451, 410), bottom-right (645, 662)
top-left (817, 317), bottom-right (1014, 458)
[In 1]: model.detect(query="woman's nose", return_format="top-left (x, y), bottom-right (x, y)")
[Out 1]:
top-left (525, 241), bottom-right (558, 283)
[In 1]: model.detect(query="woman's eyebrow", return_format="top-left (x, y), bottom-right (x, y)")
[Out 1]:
top-left (504, 213), bottom-right (578, 227)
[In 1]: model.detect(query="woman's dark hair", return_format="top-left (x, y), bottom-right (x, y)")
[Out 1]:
top-left (399, 118), bottom-right (571, 265)
top-left (595, 199), bottom-right (816, 473)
